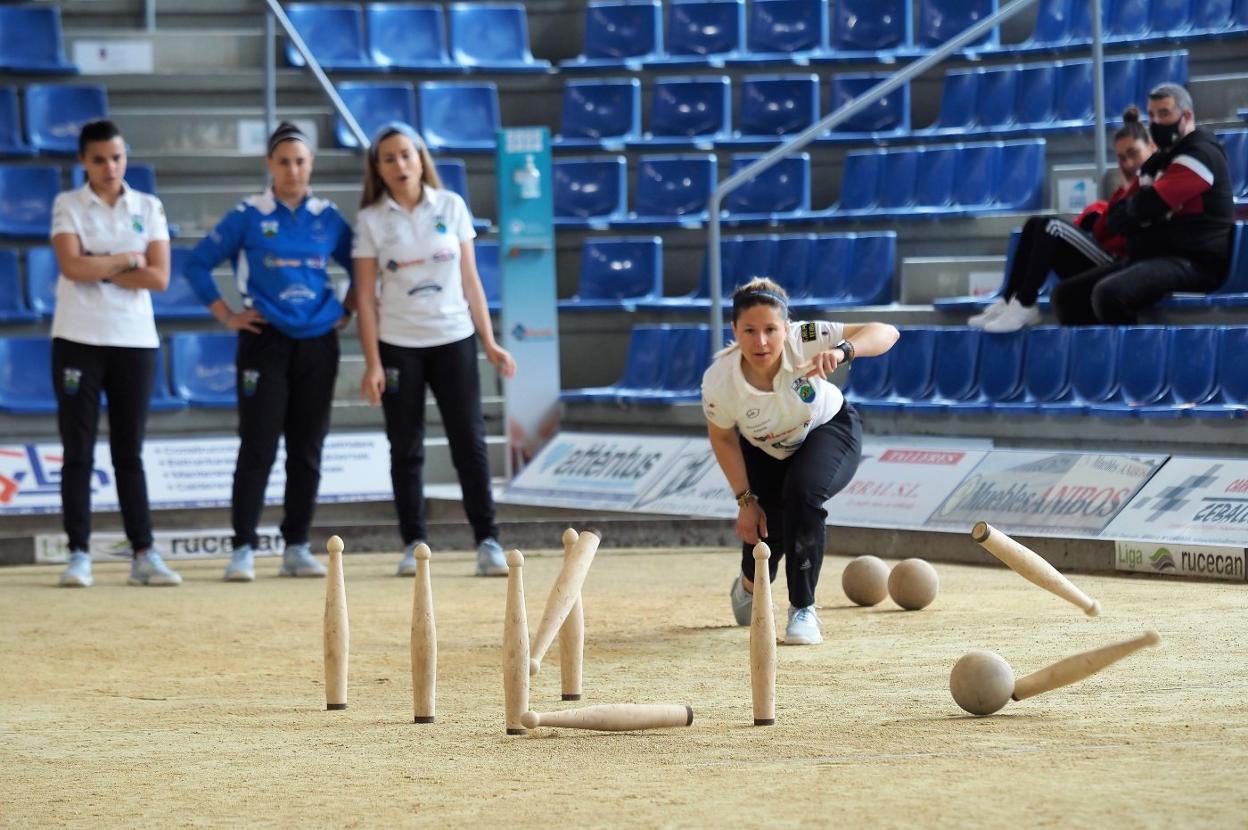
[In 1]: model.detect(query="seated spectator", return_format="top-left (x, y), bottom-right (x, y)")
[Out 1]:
top-left (1052, 83), bottom-right (1235, 325)
top-left (970, 107), bottom-right (1155, 332)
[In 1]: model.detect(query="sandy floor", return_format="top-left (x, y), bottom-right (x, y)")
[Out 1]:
top-left (1, 545), bottom-right (1245, 829)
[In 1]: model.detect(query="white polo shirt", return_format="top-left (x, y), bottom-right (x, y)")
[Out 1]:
top-left (701, 320), bottom-right (846, 460)
top-left (352, 187), bottom-right (477, 348)
top-left (49, 183), bottom-right (169, 349)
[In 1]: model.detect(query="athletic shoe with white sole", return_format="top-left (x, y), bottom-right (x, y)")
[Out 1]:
top-left (279, 543), bottom-right (327, 578)
top-left (396, 540), bottom-right (424, 577)
top-left (223, 545), bottom-right (255, 582)
top-left (982, 298), bottom-right (1041, 333)
top-left (730, 574), bottom-right (753, 626)
top-left (128, 549), bottom-right (182, 586)
top-left (967, 297), bottom-right (1009, 329)
top-left (475, 538), bottom-right (507, 576)
top-left (59, 551), bottom-right (93, 588)
top-left (784, 605), bottom-right (823, 645)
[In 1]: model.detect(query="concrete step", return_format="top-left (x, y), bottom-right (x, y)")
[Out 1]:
top-left (67, 29), bottom-right (268, 72)
top-left (901, 256), bottom-right (1007, 304)
top-left (110, 106), bottom-right (333, 155)
top-left (156, 181), bottom-right (357, 236)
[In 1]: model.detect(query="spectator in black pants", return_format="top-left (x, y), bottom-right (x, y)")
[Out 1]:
top-left (1052, 83), bottom-right (1235, 324)
top-left (51, 120), bottom-right (180, 588)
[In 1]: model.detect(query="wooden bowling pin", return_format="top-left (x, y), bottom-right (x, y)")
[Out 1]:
top-left (520, 704), bottom-right (693, 732)
top-left (558, 528), bottom-right (584, 701)
top-left (750, 541), bottom-right (776, 726)
top-left (503, 549), bottom-right (529, 735)
top-left (410, 542), bottom-right (436, 724)
top-left (530, 529), bottom-right (601, 676)
top-left (972, 522), bottom-right (1101, 617)
top-left (1012, 630), bottom-right (1161, 701)
top-left (323, 535), bottom-right (349, 711)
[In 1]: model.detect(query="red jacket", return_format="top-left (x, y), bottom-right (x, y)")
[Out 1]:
top-left (1074, 181), bottom-right (1133, 259)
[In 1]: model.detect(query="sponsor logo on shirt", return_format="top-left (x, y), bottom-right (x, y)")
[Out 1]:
top-left (278, 283), bottom-right (318, 304)
top-left (260, 220), bottom-right (279, 238)
top-left (800, 322), bottom-right (817, 342)
top-left (434, 216), bottom-right (448, 233)
top-left (62, 368), bottom-right (82, 395)
top-left (431, 248), bottom-right (456, 263)
top-left (263, 255), bottom-right (327, 270)
top-left (131, 215), bottom-right (145, 234)
top-left (791, 377), bottom-right (816, 403)
top-left (241, 369), bottom-right (260, 397)
top-left (384, 368), bottom-right (400, 394)
top-left (386, 257), bottom-right (428, 273)
top-left (406, 282), bottom-right (443, 297)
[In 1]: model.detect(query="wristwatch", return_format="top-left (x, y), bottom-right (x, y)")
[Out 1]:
top-left (835, 338), bottom-right (855, 365)
top-left (735, 488), bottom-right (756, 508)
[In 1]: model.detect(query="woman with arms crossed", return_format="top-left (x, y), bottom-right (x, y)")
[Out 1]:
top-left (352, 123), bottom-right (516, 577)
top-left (703, 279), bottom-right (898, 644)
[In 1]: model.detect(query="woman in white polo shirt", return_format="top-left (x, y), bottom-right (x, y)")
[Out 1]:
top-left (50, 119), bottom-right (181, 588)
top-left (702, 278), bottom-right (898, 644)
top-left (352, 123), bottom-right (516, 578)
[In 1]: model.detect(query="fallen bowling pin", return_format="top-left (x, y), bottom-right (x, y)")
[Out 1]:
top-left (530, 529), bottom-right (601, 676)
top-left (323, 535), bottom-right (349, 711)
top-left (972, 522), bottom-right (1101, 617)
top-left (520, 703), bottom-right (693, 732)
top-left (949, 630), bottom-right (1161, 716)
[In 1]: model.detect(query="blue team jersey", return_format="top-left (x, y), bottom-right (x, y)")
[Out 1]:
top-left (185, 190), bottom-right (354, 339)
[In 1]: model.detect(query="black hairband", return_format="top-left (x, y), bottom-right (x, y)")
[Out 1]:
top-left (734, 289), bottom-right (788, 309)
top-left (268, 122), bottom-right (309, 156)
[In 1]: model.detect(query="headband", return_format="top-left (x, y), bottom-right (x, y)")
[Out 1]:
top-left (267, 121), bottom-right (310, 156)
top-left (733, 289), bottom-right (788, 312)
top-left (369, 121), bottom-right (424, 161)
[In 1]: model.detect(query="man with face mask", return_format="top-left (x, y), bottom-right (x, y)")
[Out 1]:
top-left (1051, 83), bottom-right (1234, 324)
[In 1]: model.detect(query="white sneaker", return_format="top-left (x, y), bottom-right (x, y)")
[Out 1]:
top-left (967, 297), bottom-right (1009, 328)
top-left (395, 540), bottom-right (423, 577)
top-left (475, 538), bottom-right (507, 577)
top-left (59, 551), bottom-right (93, 587)
top-left (730, 574), bottom-right (753, 627)
top-left (128, 549), bottom-right (182, 586)
top-left (223, 545), bottom-right (255, 582)
top-left (784, 605), bottom-right (823, 645)
top-left (982, 297), bottom-right (1041, 333)
top-left (279, 543), bottom-right (327, 578)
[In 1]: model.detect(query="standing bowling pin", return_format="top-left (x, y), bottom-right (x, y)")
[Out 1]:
top-left (530, 529), bottom-right (601, 676)
top-left (503, 549), bottom-right (529, 735)
top-left (750, 541), bottom-right (776, 726)
top-left (558, 528), bottom-right (584, 701)
top-left (323, 535), bottom-right (349, 711)
top-left (410, 543), bottom-right (436, 724)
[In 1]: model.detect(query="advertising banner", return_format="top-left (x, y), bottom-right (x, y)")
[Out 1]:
top-left (826, 446), bottom-right (989, 529)
top-left (1113, 539), bottom-right (1247, 581)
top-left (926, 451), bottom-right (1163, 537)
top-left (1102, 457), bottom-right (1248, 546)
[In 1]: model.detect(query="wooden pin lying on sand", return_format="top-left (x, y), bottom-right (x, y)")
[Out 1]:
top-left (520, 704), bottom-right (693, 732)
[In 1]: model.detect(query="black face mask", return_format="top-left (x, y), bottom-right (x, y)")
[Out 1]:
top-left (1149, 117), bottom-right (1184, 152)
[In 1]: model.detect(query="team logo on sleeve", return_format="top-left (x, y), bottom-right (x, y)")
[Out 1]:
top-left (385, 368), bottom-right (400, 394)
top-left (791, 376), bottom-right (816, 403)
top-left (800, 322), bottom-right (817, 342)
top-left (241, 369), bottom-right (260, 397)
top-left (62, 368), bottom-right (82, 395)
top-left (260, 220), bottom-right (279, 238)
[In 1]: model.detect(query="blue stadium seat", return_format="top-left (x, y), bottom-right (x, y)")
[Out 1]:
top-left (612, 154), bottom-right (717, 228)
top-left (907, 328), bottom-right (982, 412)
top-left (553, 78), bottom-right (642, 150)
top-left (0, 5), bottom-right (77, 74)
top-left (560, 236), bottom-right (663, 311)
top-left (284, 3), bottom-right (373, 71)
top-left (561, 324), bottom-right (668, 402)
top-left (843, 348), bottom-right (892, 405)
top-left (992, 140), bottom-right (1045, 212)
top-left (872, 148), bottom-right (921, 214)
top-left (1013, 64), bottom-right (1061, 131)
top-left (435, 159), bottom-right (491, 232)
top-left (722, 153), bottom-right (812, 225)
top-left (418, 82), bottom-right (499, 153)
top-left (0, 336), bottom-right (56, 414)
top-left (919, 69), bottom-right (979, 135)
top-left (1054, 59), bottom-right (1095, 126)
top-left (153, 248), bottom-right (212, 321)
top-left (1011, 0), bottom-right (1092, 53)
top-left (822, 232), bottom-right (895, 307)
top-left (629, 76), bottom-right (732, 148)
top-left (826, 0), bottom-right (911, 56)
top-left (24, 84), bottom-right (108, 155)
top-left (629, 325), bottom-right (710, 404)
top-left (1146, 0), bottom-right (1196, 39)
top-left (917, 0), bottom-right (999, 51)
top-left (638, 234), bottom-right (768, 309)
top-left (1209, 222), bottom-right (1248, 304)
top-left (0, 87), bottom-right (34, 158)
top-left (1088, 327), bottom-right (1172, 416)
top-left (910, 145), bottom-right (959, 215)
top-left (366, 3), bottom-right (458, 72)
top-left (993, 327), bottom-right (1073, 413)
top-left (824, 150), bottom-right (884, 215)
top-left (25, 246), bottom-right (56, 315)
top-left (449, 3), bottom-right (551, 73)
top-left (552, 155), bottom-right (628, 229)
top-left (645, 0), bottom-right (746, 67)
top-left (853, 327), bottom-right (936, 411)
top-left (728, 0), bottom-right (827, 65)
top-left (1193, 327), bottom-right (1248, 417)
top-left (818, 74), bottom-right (910, 141)
top-left (962, 330), bottom-right (1028, 412)
top-left (1137, 51), bottom-right (1189, 106)
top-left (1190, 0), bottom-right (1248, 35)
top-left (798, 234), bottom-right (855, 309)
top-left (170, 332), bottom-right (238, 408)
top-left (771, 233), bottom-right (816, 301)
top-left (71, 162), bottom-right (157, 195)
top-left (475, 239), bottom-right (500, 312)
top-left (561, 0), bottom-right (663, 71)
top-left (1105, 0), bottom-right (1154, 42)
top-left (974, 67), bottom-right (1018, 132)
top-left (1102, 56), bottom-right (1140, 123)
top-left (334, 82), bottom-right (416, 150)
top-left (145, 344), bottom-right (188, 413)
top-left (720, 74), bottom-right (819, 146)
top-left (1133, 326), bottom-right (1220, 417)
top-left (0, 166), bottom-right (59, 240)
top-left (0, 249), bottom-right (36, 323)
top-left (950, 143), bottom-right (1001, 214)
top-left (1038, 327), bottom-right (1122, 414)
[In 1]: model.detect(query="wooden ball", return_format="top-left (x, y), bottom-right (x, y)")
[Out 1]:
top-left (949, 650), bottom-right (1015, 716)
top-left (888, 558), bottom-right (939, 610)
top-left (841, 555), bottom-right (891, 606)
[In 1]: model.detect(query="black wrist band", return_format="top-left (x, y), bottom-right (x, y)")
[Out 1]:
top-left (835, 338), bottom-right (855, 364)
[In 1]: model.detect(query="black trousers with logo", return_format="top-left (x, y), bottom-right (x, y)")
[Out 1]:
top-left (379, 335), bottom-right (498, 547)
top-left (52, 338), bottom-right (156, 553)
top-left (739, 403), bottom-right (862, 609)
top-left (232, 327), bottom-right (339, 549)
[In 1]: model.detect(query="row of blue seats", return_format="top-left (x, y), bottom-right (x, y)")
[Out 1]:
top-left (0, 5), bottom-right (77, 74)
top-left (935, 221), bottom-right (1248, 312)
top-left (562, 325), bottom-right (713, 405)
top-left (0, 84), bottom-right (106, 157)
top-left (844, 325), bottom-right (1248, 418)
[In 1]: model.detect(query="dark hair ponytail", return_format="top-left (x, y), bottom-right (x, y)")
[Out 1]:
top-left (1113, 106), bottom-right (1150, 144)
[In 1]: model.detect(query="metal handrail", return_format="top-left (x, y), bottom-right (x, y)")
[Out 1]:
top-left (707, 0), bottom-right (1108, 353)
top-left (262, 0), bottom-right (370, 151)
